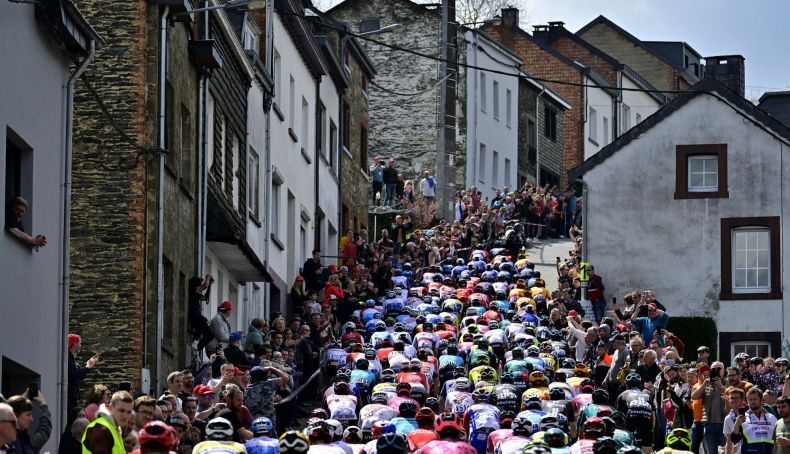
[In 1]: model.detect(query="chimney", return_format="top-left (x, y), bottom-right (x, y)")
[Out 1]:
top-left (704, 55), bottom-right (746, 97)
top-left (501, 7), bottom-right (519, 29)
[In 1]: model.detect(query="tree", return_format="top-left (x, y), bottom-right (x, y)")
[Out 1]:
top-left (422, 0), bottom-right (529, 27)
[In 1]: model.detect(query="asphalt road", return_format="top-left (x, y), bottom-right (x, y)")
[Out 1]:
top-left (523, 238), bottom-right (575, 287)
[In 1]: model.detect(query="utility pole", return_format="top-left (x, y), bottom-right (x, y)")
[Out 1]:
top-left (436, 0), bottom-right (457, 221)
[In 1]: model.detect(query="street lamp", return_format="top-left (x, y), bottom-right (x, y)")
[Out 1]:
top-left (358, 23), bottom-right (404, 36)
top-left (176, 0), bottom-right (266, 20)
top-left (455, 15), bottom-right (503, 27)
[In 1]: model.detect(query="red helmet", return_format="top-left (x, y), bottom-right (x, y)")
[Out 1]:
top-left (415, 407), bottom-right (436, 424)
top-left (583, 416), bottom-right (606, 439)
top-left (435, 412), bottom-right (463, 433)
top-left (139, 421), bottom-right (179, 449)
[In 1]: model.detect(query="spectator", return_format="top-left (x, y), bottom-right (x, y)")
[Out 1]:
top-left (82, 391), bottom-right (133, 454)
top-left (84, 384), bottom-right (110, 421)
top-left (7, 393), bottom-right (51, 454)
top-left (67, 334), bottom-right (99, 412)
top-left (216, 385), bottom-right (253, 442)
top-left (58, 406), bottom-right (85, 454)
top-left (245, 366), bottom-right (289, 428)
top-left (289, 277), bottom-right (308, 314)
top-left (133, 396), bottom-right (156, 431)
top-left (631, 302), bottom-right (669, 347)
top-left (206, 302), bottom-right (233, 356)
top-left (587, 266), bottom-right (606, 323)
top-left (691, 362), bottom-right (728, 454)
top-left (370, 156), bottom-right (384, 205)
top-left (4, 197), bottom-right (46, 248)
top-left (302, 250), bottom-right (324, 291)
top-left (775, 396), bottom-right (790, 454)
top-left (403, 180), bottom-right (414, 203)
top-left (165, 372), bottom-right (184, 411)
top-left (419, 171), bottom-right (436, 202)
top-left (730, 387), bottom-right (777, 453)
top-left (245, 318), bottom-right (267, 352)
top-left (383, 158), bottom-right (398, 206)
top-left (224, 332), bottom-right (251, 368)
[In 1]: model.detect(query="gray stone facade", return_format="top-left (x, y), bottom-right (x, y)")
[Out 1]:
top-left (518, 80), bottom-right (566, 187)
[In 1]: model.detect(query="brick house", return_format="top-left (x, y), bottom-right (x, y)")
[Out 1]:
top-left (482, 8), bottom-right (615, 185)
top-left (576, 15), bottom-right (702, 95)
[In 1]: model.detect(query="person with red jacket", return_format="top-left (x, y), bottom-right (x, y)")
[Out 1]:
top-left (587, 266), bottom-right (606, 323)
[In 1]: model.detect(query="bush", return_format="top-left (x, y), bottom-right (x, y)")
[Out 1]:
top-left (666, 317), bottom-right (718, 362)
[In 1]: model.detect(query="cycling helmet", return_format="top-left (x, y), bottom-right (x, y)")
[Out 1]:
top-left (355, 358), bottom-right (370, 370)
top-left (205, 417), bottom-right (235, 440)
top-left (326, 419), bottom-right (344, 439)
top-left (139, 421), bottom-right (179, 449)
top-left (666, 428), bottom-right (692, 450)
top-left (591, 389), bottom-right (610, 405)
top-left (371, 392), bottom-right (389, 404)
top-left (500, 372), bottom-right (515, 383)
top-left (549, 387), bottom-right (567, 400)
top-left (251, 417), bottom-right (274, 435)
top-left (624, 373), bottom-right (642, 385)
top-left (592, 436), bottom-right (618, 454)
top-left (425, 397), bottom-right (440, 411)
top-left (279, 431), bottom-right (310, 453)
top-left (522, 441), bottom-right (553, 454)
top-left (540, 415), bottom-right (560, 430)
top-left (381, 369), bottom-right (397, 381)
top-left (617, 446), bottom-right (642, 454)
top-left (454, 378), bottom-right (472, 392)
top-left (749, 357), bottom-right (764, 365)
top-left (523, 395), bottom-right (542, 410)
top-left (377, 433), bottom-right (408, 453)
top-left (511, 414), bottom-right (534, 436)
top-left (597, 407), bottom-right (614, 418)
top-left (529, 371), bottom-right (546, 384)
top-left (472, 388), bottom-right (491, 402)
top-left (734, 352), bottom-right (750, 361)
top-left (343, 426), bottom-right (362, 444)
top-left (474, 355), bottom-right (491, 366)
top-left (435, 412), bottom-right (463, 433)
top-left (365, 299), bottom-right (376, 307)
top-left (574, 363), bottom-right (591, 377)
top-left (776, 358), bottom-right (790, 367)
top-left (526, 345), bottom-right (540, 356)
top-left (583, 416), bottom-right (606, 439)
top-left (552, 349), bottom-right (567, 359)
top-left (371, 421), bottom-right (396, 437)
top-left (399, 400), bottom-right (418, 416)
top-left (561, 358), bottom-right (576, 369)
top-left (310, 408), bottom-right (329, 419)
top-left (415, 407), bottom-right (436, 424)
top-left (480, 369), bottom-right (496, 381)
top-left (306, 420), bottom-right (331, 439)
top-left (544, 427), bottom-right (569, 448)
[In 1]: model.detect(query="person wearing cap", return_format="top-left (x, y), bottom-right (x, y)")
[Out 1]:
top-left (223, 332), bottom-right (250, 368)
top-left (67, 333), bottom-right (100, 412)
top-left (383, 158), bottom-right (398, 206)
top-left (630, 301), bottom-right (669, 347)
top-left (206, 301), bottom-right (233, 354)
top-left (696, 346), bottom-right (711, 365)
top-left (245, 366), bottom-right (289, 434)
top-left (370, 156), bottom-right (384, 205)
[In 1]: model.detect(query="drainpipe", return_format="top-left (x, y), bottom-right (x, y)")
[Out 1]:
top-left (262, 0), bottom-right (274, 317)
top-left (61, 39), bottom-right (96, 427)
top-left (314, 78), bottom-right (321, 250)
top-left (535, 86), bottom-right (545, 186)
top-left (197, 1), bottom-right (209, 276)
top-left (471, 32), bottom-right (478, 184)
top-left (156, 5), bottom-right (170, 394)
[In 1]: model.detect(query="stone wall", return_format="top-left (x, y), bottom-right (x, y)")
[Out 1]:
top-left (518, 81), bottom-right (566, 186)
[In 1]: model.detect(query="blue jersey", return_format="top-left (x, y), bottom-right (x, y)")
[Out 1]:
top-left (245, 437), bottom-right (279, 454)
top-left (350, 369), bottom-right (377, 388)
top-left (390, 417), bottom-right (418, 435)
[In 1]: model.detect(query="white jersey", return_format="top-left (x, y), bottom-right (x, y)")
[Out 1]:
top-left (308, 445), bottom-right (348, 454)
top-left (496, 437), bottom-right (532, 454)
top-left (484, 329), bottom-right (507, 345)
top-left (445, 390), bottom-right (474, 414)
top-left (327, 395), bottom-right (358, 422)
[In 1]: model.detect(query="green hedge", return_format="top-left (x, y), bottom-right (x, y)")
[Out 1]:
top-left (666, 317), bottom-right (718, 362)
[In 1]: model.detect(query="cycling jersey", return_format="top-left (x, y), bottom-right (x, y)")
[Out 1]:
top-left (327, 394), bottom-right (358, 422)
top-left (418, 440), bottom-right (478, 454)
top-left (358, 404), bottom-right (397, 426)
top-left (494, 435), bottom-right (531, 454)
top-left (245, 437), bottom-right (279, 454)
top-left (486, 429), bottom-right (512, 454)
top-left (445, 391), bottom-right (474, 415)
top-left (466, 403), bottom-right (501, 432)
top-left (408, 429), bottom-right (438, 451)
top-left (569, 439), bottom-right (596, 454)
top-left (492, 385), bottom-right (520, 413)
top-left (390, 416), bottom-right (418, 434)
top-left (323, 348), bottom-right (349, 371)
top-left (193, 440), bottom-right (248, 454)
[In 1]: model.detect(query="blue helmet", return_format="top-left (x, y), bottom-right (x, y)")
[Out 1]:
top-left (251, 417), bottom-right (273, 434)
top-left (365, 299), bottom-right (376, 307)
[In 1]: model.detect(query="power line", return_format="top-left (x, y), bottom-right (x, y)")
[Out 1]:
top-left (282, 7), bottom-right (695, 96)
top-left (369, 74), bottom-right (450, 97)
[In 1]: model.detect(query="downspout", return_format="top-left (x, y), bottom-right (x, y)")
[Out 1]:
top-left (338, 34), bottom-right (348, 231)
top-left (262, 0), bottom-right (274, 317)
top-left (197, 1), bottom-right (210, 276)
top-left (575, 177), bottom-right (589, 301)
top-left (314, 77), bottom-right (321, 249)
top-left (156, 5), bottom-right (170, 394)
top-left (61, 39), bottom-right (95, 427)
top-left (615, 70), bottom-right (622, 138)
top-left (471, 32), bottom-right (477, 184)
top-left (535, 86), bottom-right (545, 186)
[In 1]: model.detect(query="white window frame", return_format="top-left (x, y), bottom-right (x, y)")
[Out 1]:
top-left (493, 80), bottom-right (500, 119)
top-left (730, 341), bottom-right (771, 360)
top-left (248, 148), bottom-right (260, 220)
top-left (732, 228), bottom-right (771, 293)
top-left (288, 75), bottom-right (295, 129)
top-left (603, 116), bottom-right (609, 145)
top-left (492, 150), bottom-right (499, 188)
top-left (504, 158), bottom-right (511, 188)
top-left (271, 182), bottom-right (281, 237)
top-left (506, 89), bottom-right (512, 126)
top-left (588, 107), bottom-right (598, 142)
top-left (687, 155), bottom-right (719, 192)
top-left (622, 104), bottom-right (631, 131)
top-left (273, 50), bottom-right (282, 105)
top-left (478, 143), bottom-right (486, 183)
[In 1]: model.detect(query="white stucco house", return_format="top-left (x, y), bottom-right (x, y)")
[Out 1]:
top-left (570, 78), bottom-right (790, 365)
top-left (466, 30), bottom-right (521, 200)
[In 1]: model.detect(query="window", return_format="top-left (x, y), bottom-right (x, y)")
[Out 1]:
top-left (544, 107), bottom-right (557, 141)
top-left (288, 75), bottom-right (295, 129)
top-left (688, 155), bottom-right (718, 192)
top-left (361, 74), bottom-right (368, 99)
top-left (478, 143), bottom-right (486, 182)
top-left (342, 101), bottom-right (351, 151)
top-left (674, 144), bottom-right (728, 199)
top-left (242, 21), bottom-right (259, 53)
top-left (492, 150), bottom-right (499, 187)
top-left (273, 49), bottom-right (283, 120)
top-left (622, 104), bottom-right (631, 131)
top-left (212, 113), bottom-right (226, 186)
top-left (504, 158), bottom-right (511, 187)
top-left (720, 217), bottom-right (781, 300)
top-left (4, 128), bottom-right (33, 233)
top-left (271, 182), bottom-right (281, 237)
top-left (165, 82), bottom-right (178, 172)
top-left (249, 148), bottom-right (260, 220)
top-left (732, 229), bottom-right (770, 292)
top-left (359, 19), bottom-right (380, 34)
top-left (360, 123), bottom-right (368, 170)
top-left (588, 107), bottom-right (598, 144)
top-left (493, 80), bottom-right (499, 119)
top-left (329, 120), bottom-right (337, 169)
top-left (231, 135), bottom-right (240, 209)
top-left (480, 72), bottom-right (486, 112)
top-left (506, 89), bottom-right (512, 126)
top-left (636, 113), bottom-right (642, 124)
top-left (731, 341), bottom-right (771, 359)
top-left (180, 104), bottom-right (194, 188)
top-left (317, 101), bottom-right (326, 159)
top-left (602, 116), bottom-right (609, 145)
top-left (301, 97), bottom-right (309, 148)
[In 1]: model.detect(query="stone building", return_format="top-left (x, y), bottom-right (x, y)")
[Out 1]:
top-left (518, 73), bottom-right (570, 187)
top-left (326, 0), bottom-right (443, 181)
top-left (1, 0), bottom-right (100, 441)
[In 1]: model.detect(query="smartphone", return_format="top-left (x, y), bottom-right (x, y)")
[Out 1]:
top-left (118, 381), bottom-right (132, 392)
top-left (556, 257), bottom-right (561, 263)
top-left (738, 406), bottom-right (748, 415)
top-left (710, 368), bottom-right (720, 380)
top-left (27, 382), bottom-right (39, 399)
top-left (612, 297), bottom-right (617, 304)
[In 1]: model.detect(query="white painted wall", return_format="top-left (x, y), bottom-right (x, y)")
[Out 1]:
top-left (466, 31), bottom-right (520, 201)
top-left (584, 78), bottom-right (614, 160)
top-left (0, 4), bottom-right (72, 443)
top-left (583, 94), bottom-right (790, 340)
top-left (621, 75), bottom-right (660, 133)
top-left (268, 14), bottom-right (317, 297)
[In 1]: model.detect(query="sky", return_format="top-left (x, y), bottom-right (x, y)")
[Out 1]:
top-left (319, 0), bottom-right (790, 101)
